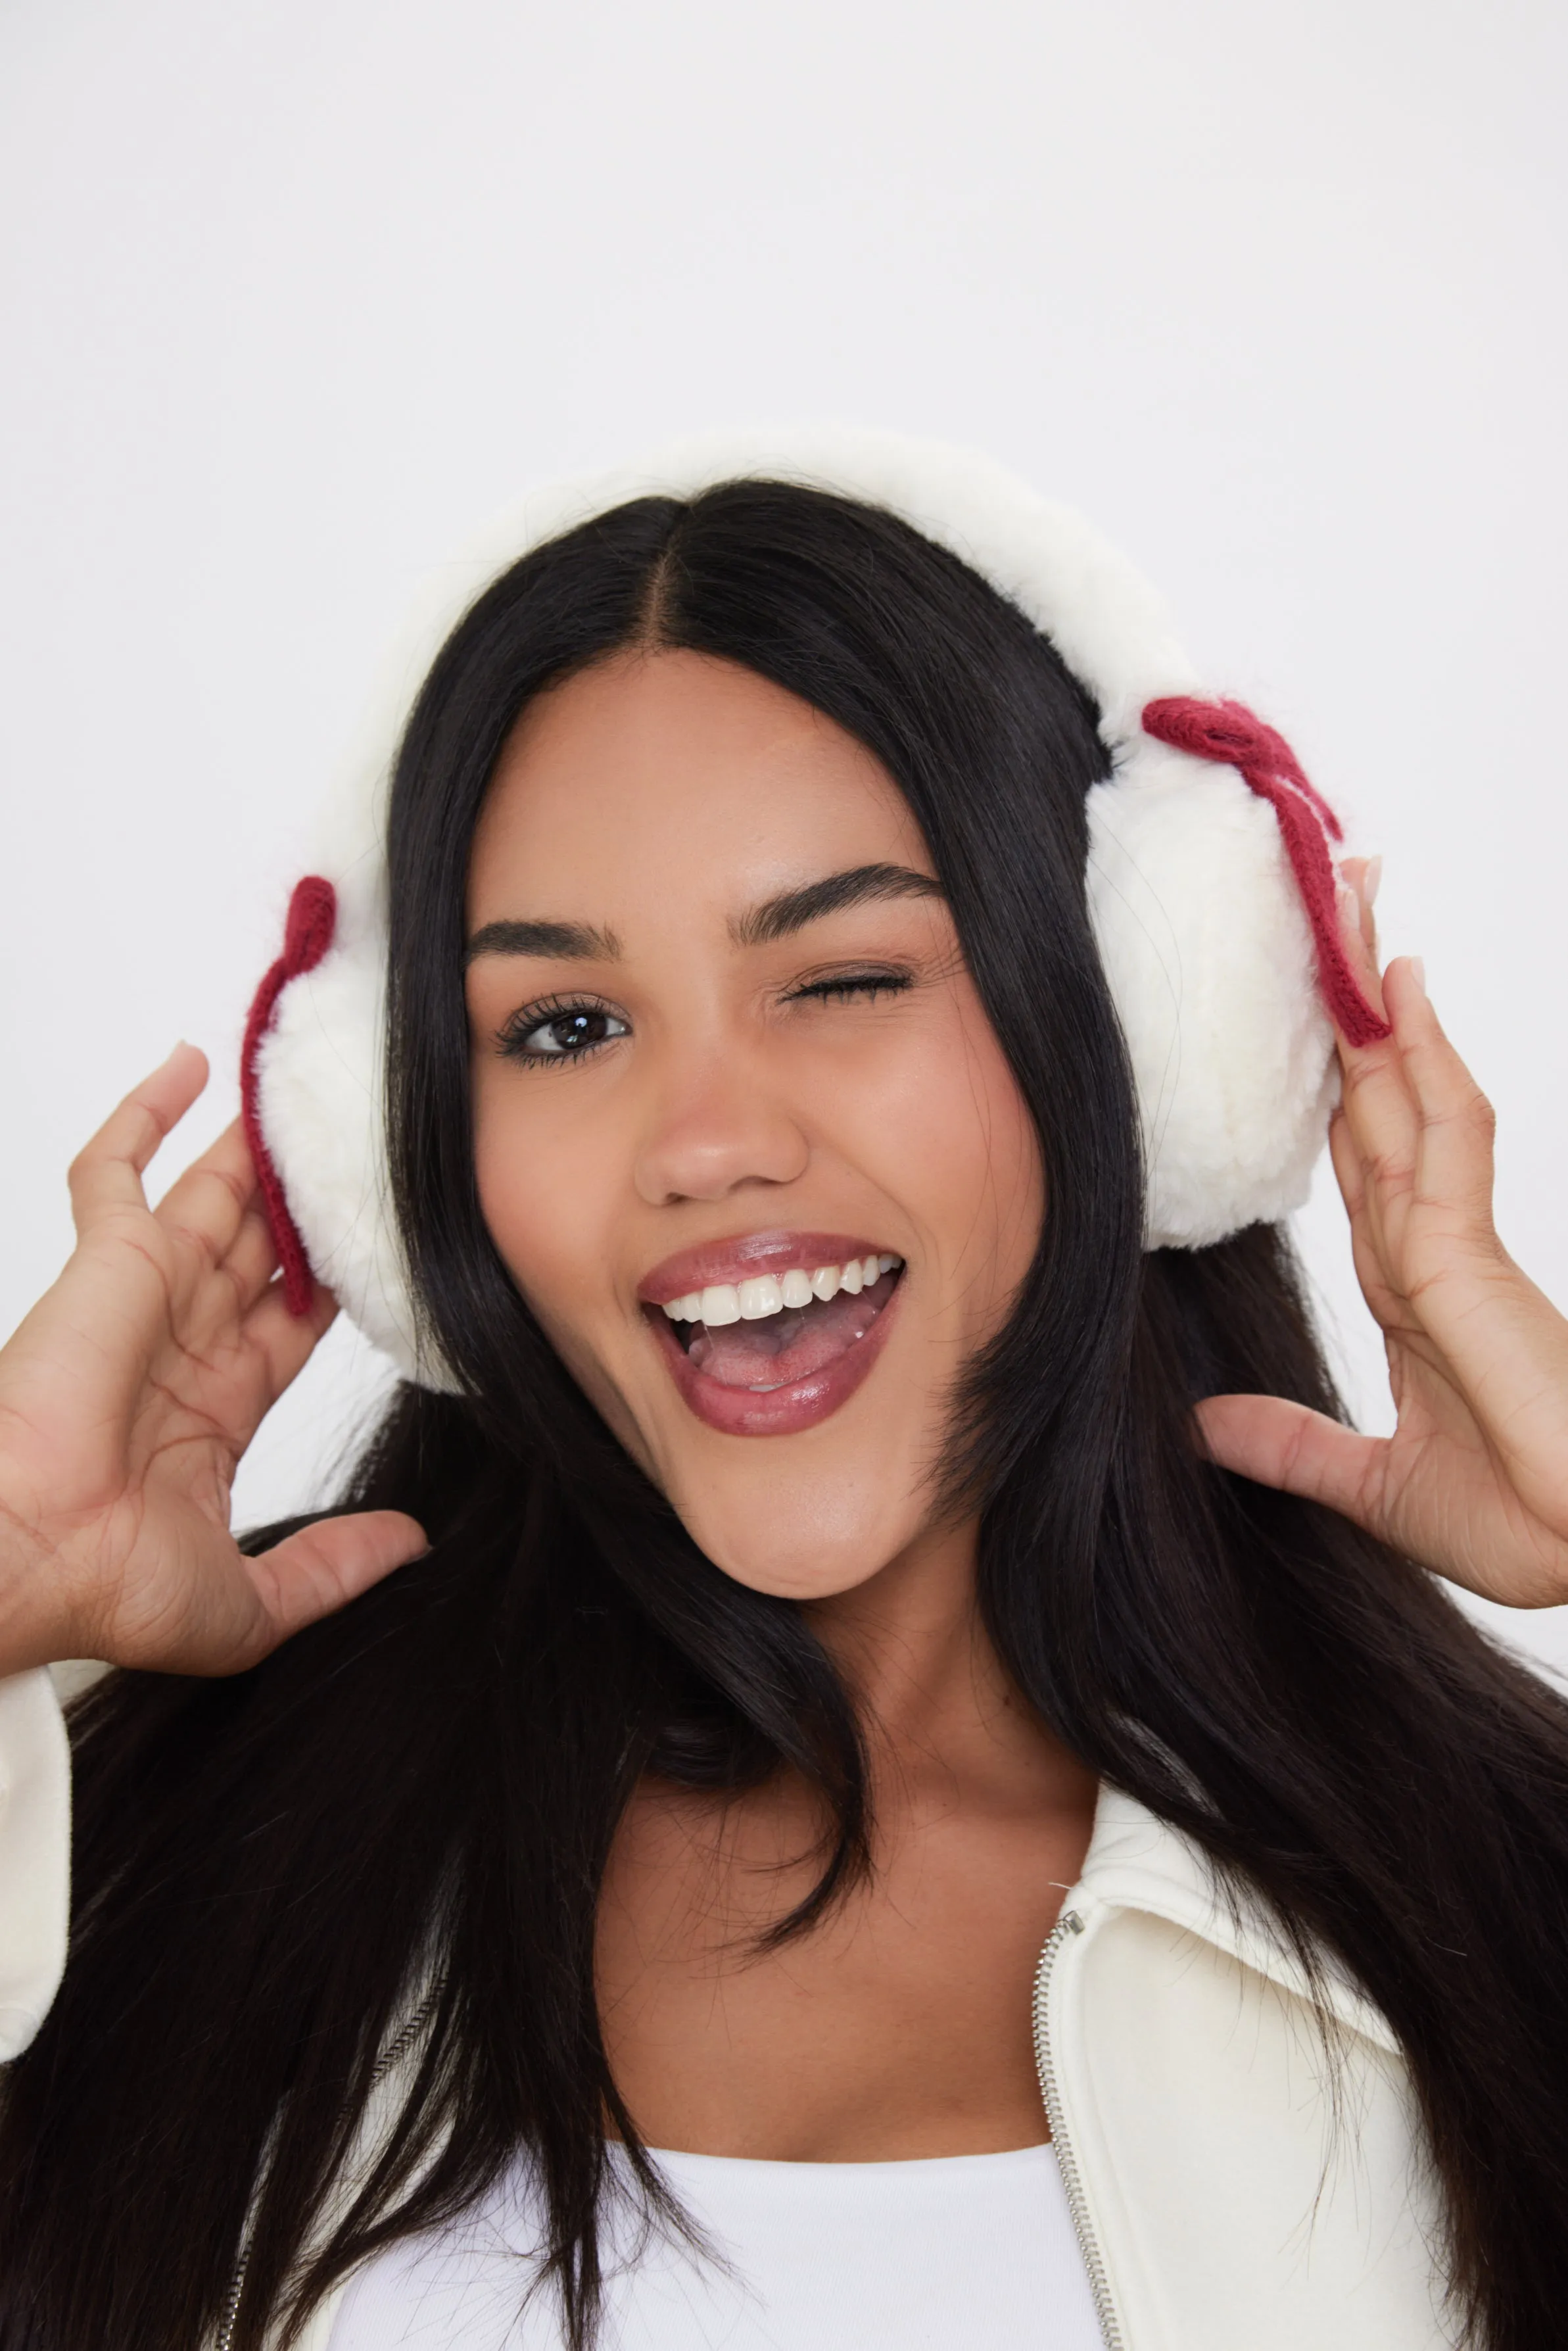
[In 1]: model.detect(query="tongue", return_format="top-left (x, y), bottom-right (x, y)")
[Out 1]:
top-left (688, 1272), bottom-right (896, 1390)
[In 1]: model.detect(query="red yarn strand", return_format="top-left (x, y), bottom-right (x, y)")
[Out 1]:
top-left (1139, 696), bottom-right (1390, 1049)
top-left (239, 877), bottom-right (338, 1316)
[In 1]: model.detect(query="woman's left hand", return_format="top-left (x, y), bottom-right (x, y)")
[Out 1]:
top-left (1196, 861), bottom-right (1568, 1609)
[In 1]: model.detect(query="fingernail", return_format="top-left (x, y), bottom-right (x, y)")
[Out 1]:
top-left (1363, 855), bottom-right (1383, 908)
top-left (1408, 956), bottom-right (1426, 996)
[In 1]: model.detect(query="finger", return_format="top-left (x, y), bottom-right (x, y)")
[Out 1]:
top-left (241, 1276), bottom-right (339, 1403)
top-left (1335, 857), bottom-right (1388, 1028)
top-left (1327, 859), bottom-right (1420, 1211)
top-left (1327, 1111), bottom-right (1405, 1330)
top-left (1383, 959), bottom-right (1499, 1233)
top-left (245, 1510), bottom-right (429, 1643)
top-left (68, 1044), bottom-right (210, 1235)
top-left (220, 1208), bottom-right (281, 1315)
top-left (176, 1209), bottom-right (281, 1356)
top-left (1327, 1102), bottom-right (1367, 1227)
top-left (1333, 1014), bottom-right (1422, 1249)
top-left (1329, 1107), bottom-right (1410, 1309)
top-left (154, 1118), bottom-right (262, 1272)
top-left (1335, 1057), bottom-right (1419, 1317)
top-left (1338, 854), bottom-right (1381, 967)
top-left (1195, 1393), bottom-right (1387, 1529)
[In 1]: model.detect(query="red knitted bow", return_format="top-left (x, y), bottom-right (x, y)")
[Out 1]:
top-left (1139, 696), bottom-right (1390, 1048)
top-left (240, 875), bottom-right (338, 1315)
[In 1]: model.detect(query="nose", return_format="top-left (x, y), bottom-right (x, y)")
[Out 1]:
top-left (632, 1054), bottom-right (811, 1207)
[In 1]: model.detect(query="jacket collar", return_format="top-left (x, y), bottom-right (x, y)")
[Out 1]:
top-left (1075, 1784), bottom-right (1399, 2055)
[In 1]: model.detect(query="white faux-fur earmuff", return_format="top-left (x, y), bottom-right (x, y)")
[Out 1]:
top-left (241, 427), bottom-right (1384, 1388)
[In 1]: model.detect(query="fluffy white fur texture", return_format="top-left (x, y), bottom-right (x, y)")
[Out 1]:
top-left (256, 427), bottom-right (1341, 1386)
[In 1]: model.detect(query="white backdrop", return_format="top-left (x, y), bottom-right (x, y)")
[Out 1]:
top-left (4, 0), bottom-right (1565, 1670)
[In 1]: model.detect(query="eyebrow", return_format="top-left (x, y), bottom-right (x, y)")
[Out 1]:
top-left (729, 862), bottom-right (944, 946)
top-left (463, 863), bottom-right (943, 967)
top-left (464, 917), bottom-right (622, 966)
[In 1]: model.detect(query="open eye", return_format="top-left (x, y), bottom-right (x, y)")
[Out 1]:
top-left (499, 999), bottom-right (631, 1063)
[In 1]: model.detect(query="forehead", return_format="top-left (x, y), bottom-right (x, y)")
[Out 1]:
top-left (467, 648), bottom-right (932, 923)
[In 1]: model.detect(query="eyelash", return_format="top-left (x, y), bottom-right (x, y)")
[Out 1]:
top-left (496, 994), bottom-right (630, 1065)
top-left (495, 970), bottom-right (914, 1066)
top-left (782, 970), bottom-right (913, 1006)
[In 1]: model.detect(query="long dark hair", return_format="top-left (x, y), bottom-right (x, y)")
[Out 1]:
top-left (3, 483), bottom-right (1567, 2351)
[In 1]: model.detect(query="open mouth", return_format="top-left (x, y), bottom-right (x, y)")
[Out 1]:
top-left (664, 1251), bottom-right (902, 1390)
top-left (640, 1238), bottom-right (905, 1437)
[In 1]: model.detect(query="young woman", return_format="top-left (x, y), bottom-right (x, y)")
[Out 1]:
top-left (1, 433), bottom-right (1566, 2351)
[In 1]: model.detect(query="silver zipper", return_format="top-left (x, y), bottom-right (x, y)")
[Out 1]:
top-left (212, 2185), bottom-right (255, 2351)
top-left (1032, 1908), bottom-right (1125, 2351)
top-left (214, 1983), bottom-right (442, 2351)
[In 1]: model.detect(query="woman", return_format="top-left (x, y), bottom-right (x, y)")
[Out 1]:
top-left (1, 432), bottom-right (1566, 2351)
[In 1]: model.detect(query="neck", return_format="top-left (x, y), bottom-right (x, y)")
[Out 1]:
top-left (803, 1519), bottom-right (1095, 1821)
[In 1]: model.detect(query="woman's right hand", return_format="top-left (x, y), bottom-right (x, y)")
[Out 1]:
top-left (0, 1044), bottom-right (427, 1678)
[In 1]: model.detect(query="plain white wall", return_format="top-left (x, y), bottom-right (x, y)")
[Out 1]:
top-left (4, 0), bottom-right (1566, 1668)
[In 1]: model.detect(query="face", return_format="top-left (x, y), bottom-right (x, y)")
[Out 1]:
top-left (465, 648), bottom-right (1043, 1601)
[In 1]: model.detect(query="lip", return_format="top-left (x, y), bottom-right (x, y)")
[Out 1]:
top-left (647, 1269), bottom-right (903, 1437)
top-left (638, 1229), bottom-right (899, 1309)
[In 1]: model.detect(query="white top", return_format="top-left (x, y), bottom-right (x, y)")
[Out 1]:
top-left (328, 2141), bottom-right (1106, 2350)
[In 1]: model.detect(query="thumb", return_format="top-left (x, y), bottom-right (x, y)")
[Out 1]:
top-left (1194, 1393), bottom-right (1385, 1528)
top-left (245, 1509), bottom-right (429, 1644)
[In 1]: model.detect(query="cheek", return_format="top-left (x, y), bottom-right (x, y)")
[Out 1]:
top-left (470, 1075), bottom-right (615, 1330)
top-left (472, 1083), bottom-right (659, 1470)
top-left (855, 1007), bottom-right (1043, 1303)
top-left (957, 1044), bottom-right (1045, 1269)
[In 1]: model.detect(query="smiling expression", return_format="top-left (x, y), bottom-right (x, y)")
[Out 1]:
top-left (465, 647), bottom-right (1043, 1601)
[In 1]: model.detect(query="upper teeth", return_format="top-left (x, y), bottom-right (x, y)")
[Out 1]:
top-left (661, 1254), bottom-right (900, 1325)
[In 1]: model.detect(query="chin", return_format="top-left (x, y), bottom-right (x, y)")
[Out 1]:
top-left (657, 1446), bottom-right (930, 1603)
top-left (698, 1536), bottom-right (899, 1604)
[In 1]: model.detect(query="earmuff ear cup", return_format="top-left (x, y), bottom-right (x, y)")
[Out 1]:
top-left (254, 863), bottom-right (458, 1388)
top-left (1087, 744), bottom-right (1337, 1249)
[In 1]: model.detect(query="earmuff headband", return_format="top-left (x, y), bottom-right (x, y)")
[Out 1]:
top-left (239, 429), bottom-right (1378, 1384)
